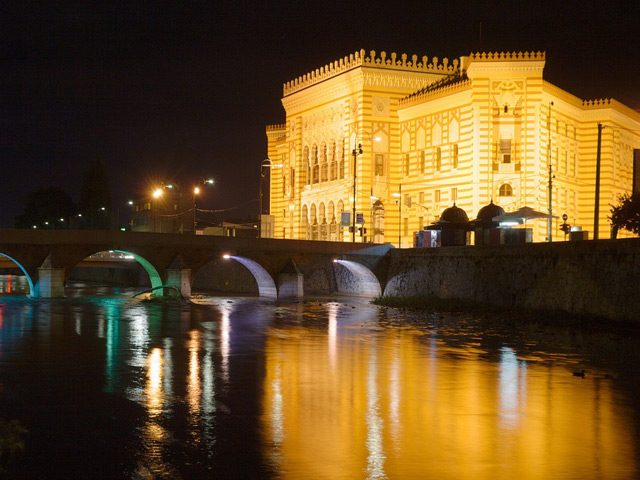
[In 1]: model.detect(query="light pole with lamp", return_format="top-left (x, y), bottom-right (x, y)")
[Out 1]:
top-left (152, 188), bottom-right (163, 233)
top-left (258, 159), bottom-right (283, 238)
top-left (547, 101), bottom-right (554, 242)
top-left (193, 178), bottom-right (214, 234)
top-left (392, 184), bottom-right (402, 247)
top-left (351, 143), bottom-right (363, 242)
top-left (593, 122), bottom-right (605, 240)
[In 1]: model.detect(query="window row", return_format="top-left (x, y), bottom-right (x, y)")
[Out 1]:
top-left (303, 142), bottom-right (346, 185)
top-left (403, 144), bottom-right (459, 176)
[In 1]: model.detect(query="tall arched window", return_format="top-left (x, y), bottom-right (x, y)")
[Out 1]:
top-left (320, 143), bottom-right (328, 182)
top-left (339, 139), bottom-right (345, 179)
top-left (312, 144), bottom-right (319, 184)
top-left (301, 204), bottom-right (310, 240)
top-left (498, 183), bottom-right (513, 197)
top-left (303, 146), bottom-right (310, 185)
top-left (330, 141), bottom-right (337, 180)
top-left (431, 122), bottom-right (442, 146)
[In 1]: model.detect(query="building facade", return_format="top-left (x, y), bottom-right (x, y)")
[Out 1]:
top-left (266, 49), bottom-right (640, 244)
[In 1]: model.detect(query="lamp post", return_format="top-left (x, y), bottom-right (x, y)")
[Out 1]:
top-left (593, 122), bottom-right (605, 240)
top-left (193, 178), bottom-right (214, 234)
top-left (547, 101), bottom-right (554, 242)
top-left (152, 188), bottom-right (163, 233)
top-left (393, 184), bottom-right (402, 248)
top-left (351, 143), bottom-right (363, 242)
top-left (259, 159), bottom-right (283, 238)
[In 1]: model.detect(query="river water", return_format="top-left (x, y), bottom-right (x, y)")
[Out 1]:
top-left (0, 278), bottom-right (639, 479)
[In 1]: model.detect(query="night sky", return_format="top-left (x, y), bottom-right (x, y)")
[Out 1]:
top-left (2, 1), bottom-right (638, 228)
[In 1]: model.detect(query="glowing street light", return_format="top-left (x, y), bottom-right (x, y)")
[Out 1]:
top-left (259, 159), bottom-right (283, 238)
top-left (193, 177), bottom-right (214, 234)
top-left (393, 186), bottom-right (402, 248)
top-left (351, 143), bottom-right (363, 242)
top-left (152, 187), bottom-right (164, 232)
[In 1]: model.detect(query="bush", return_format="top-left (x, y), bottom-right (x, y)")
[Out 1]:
top-left (609, 193), bottom-right (640, 237)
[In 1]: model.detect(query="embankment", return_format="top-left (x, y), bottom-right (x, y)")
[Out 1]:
top-left (383, 238), bottom-right (640, 322)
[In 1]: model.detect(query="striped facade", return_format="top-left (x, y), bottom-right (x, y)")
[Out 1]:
top-left (266, 50), bottom-right (640, 244)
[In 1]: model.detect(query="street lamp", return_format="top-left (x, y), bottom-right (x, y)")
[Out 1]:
top-left (152, 188), bottom-right (163, 233)
top-left (393, 185), bottom-right (402, 248)
top-left (351, 143), bottom-right (363, 242)
top-left (593, 123), bottom-right (605, 240)
top-left (258, 159), bottom-right (283, 238)
top-left (193, 178), bottom-right (214, 234)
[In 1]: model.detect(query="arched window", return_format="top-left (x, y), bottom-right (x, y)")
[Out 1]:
top-left (310, 204), bottom-right (317, 224)
top-left (339, 139), bottom-right (345, 179)
top-left (330, 141), bottom-right (337, 181)
top-left (432, 122), bottom-right (442, 146)
top-left (318, 202), bottom-right (326, 224)
top-left (320, 143), bottom-right (328, 182)
top-left (303, 146), bottom-right (310, 185)
top-left (498, 183), bottom-right (513, 197)
top-left (301, 204), bottom-right (310, 240)
top-left (312, 145), bottom-right (319, 184)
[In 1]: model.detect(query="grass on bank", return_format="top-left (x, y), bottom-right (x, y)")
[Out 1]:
top-left (372, 295), bottom-right (489, 312)
top-left (371, 295), bottom-right (640, 334)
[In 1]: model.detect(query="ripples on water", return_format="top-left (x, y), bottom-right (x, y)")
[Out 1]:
top-left (0, 285), bottom-right (638, 479)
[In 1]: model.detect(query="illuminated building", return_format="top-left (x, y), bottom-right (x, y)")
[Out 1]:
top-left (266, 49), bottom-right (640, 243)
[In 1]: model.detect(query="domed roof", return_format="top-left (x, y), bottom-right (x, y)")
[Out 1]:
top-left (438, 204), bottom-right (469, 223)
top-left (475, 201), bottom-right (505, 222)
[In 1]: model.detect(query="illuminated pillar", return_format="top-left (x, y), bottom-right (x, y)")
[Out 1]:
top-left (36, 267), bottom-right (65, 298)
top-left (276, 259), bottom-right (303, 299)
top-left (165, 268), bottom-right (192, 298)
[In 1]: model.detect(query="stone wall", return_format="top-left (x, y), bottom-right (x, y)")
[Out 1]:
top-left (383, 238), bottom-right (640, 322)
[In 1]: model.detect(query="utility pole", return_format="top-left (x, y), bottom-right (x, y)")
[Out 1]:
top-left (351, 143), bottom-right (362, 242)
top-left (594, 122), bottom-right (604, 239)
top-left (547, 101), bottom-right (554, 242)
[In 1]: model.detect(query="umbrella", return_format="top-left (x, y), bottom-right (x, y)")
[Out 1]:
top-left (493, 206), bottom-right (557, 224)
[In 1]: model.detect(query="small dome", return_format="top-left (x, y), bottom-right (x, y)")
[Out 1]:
top-left (439, 204), bottom-right (469, 223)
top-left (475, 201), bottom-right (505, 222)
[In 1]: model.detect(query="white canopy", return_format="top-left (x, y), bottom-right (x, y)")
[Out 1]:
top-left (493, 206), bottom-right (557, 224)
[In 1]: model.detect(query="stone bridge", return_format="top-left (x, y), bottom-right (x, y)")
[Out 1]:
top-left (0, 230), bottom-right (391, 299)
top-left (2, 230), bottom-right (638, 322)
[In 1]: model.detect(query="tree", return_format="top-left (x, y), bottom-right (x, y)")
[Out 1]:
top-left (14, 187), bottom-right (76, 229)
top-left (79, 156), bottom-right (112, 229)
top-left (609, 192), bottom-right (640, 237)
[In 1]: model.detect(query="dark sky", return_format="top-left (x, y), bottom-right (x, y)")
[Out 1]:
top-left (2, 1), bottom-right (639, 228)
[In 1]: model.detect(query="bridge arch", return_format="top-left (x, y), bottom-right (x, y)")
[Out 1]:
top-left (0, 252), bottom-right (36, 296)
top-left (223, 255), bottom-right (277, 298)
top-left (333, 259), bottom-right (381, 297)
top-left (72, 250), bottom-right (164, 293)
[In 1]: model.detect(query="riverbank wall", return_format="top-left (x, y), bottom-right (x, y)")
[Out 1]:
top-left (383, 238), bottom-right (640, 322)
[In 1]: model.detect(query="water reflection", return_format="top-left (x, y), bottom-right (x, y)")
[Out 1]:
top-left (0, 295), bottom-right (638, 479)
top-left (261, 304), bottom-right (638, 479)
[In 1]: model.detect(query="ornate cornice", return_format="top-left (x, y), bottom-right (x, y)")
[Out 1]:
top-left (466, 51), bottom-right (546, 77)
top-left (284, 49), bottom-right (459, 97)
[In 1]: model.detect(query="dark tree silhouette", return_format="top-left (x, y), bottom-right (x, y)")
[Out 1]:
top-left (14, 187), bottom-right (76, 229)
top-left (609, 193), bottom-right (640, 237)
top-left (79, 157), bottom-right (112, 229)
